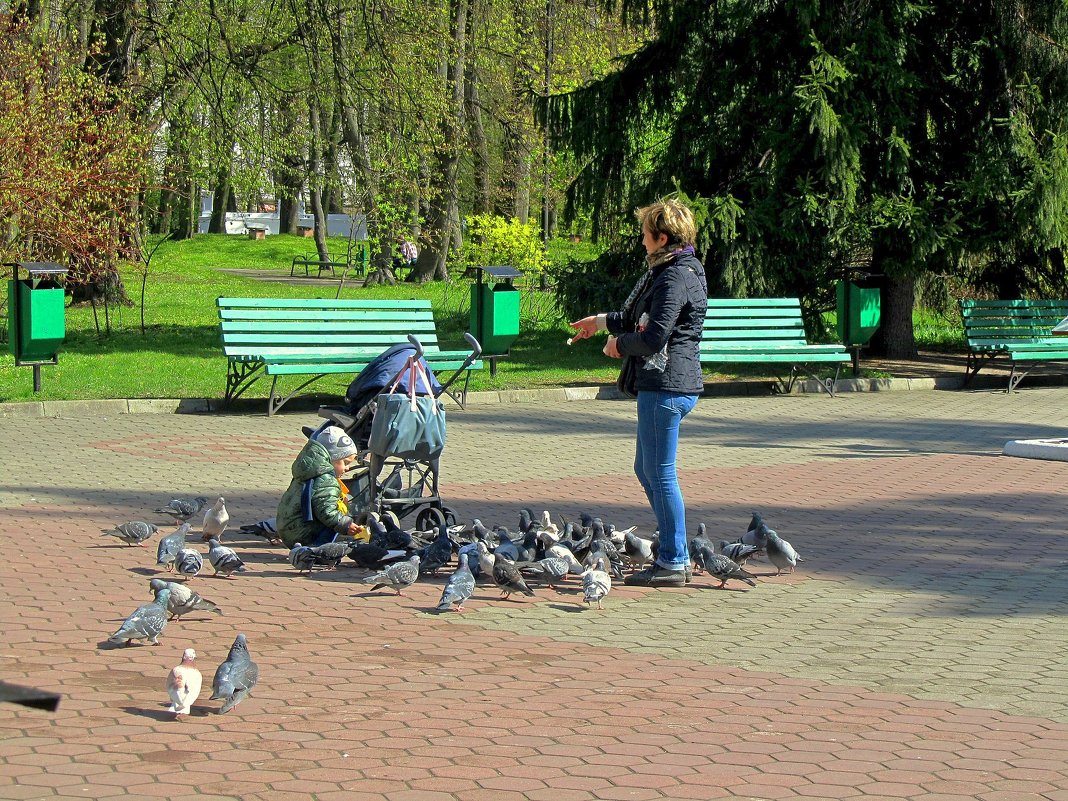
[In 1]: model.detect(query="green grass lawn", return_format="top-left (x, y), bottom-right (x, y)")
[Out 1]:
top-left (0, 234), bottom-right (962, 403)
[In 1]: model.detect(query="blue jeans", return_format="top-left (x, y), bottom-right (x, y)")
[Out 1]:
top-left (634, 390), bottom-right (698, 571)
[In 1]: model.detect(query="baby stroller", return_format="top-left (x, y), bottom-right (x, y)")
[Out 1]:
top-left (313, 333), bottom-right (481, 530)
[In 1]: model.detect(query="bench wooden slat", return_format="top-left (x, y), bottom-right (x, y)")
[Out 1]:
top-left (267, 357), bottom-right (483, 376)
top-left (221, 321), bottom-right (439, 334)
top-left (218, 297), bottom-right (432, 310)
top-left (219, 310), bottom-right (437, 322)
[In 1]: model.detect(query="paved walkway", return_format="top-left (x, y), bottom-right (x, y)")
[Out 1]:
top-left (2, 389), bottom-right (1068, 800)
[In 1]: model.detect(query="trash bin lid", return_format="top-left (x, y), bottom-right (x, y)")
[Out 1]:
top-left (12, 262), bottom-right (68, 277)
top-left (473, 265), bottom-right (523, 279)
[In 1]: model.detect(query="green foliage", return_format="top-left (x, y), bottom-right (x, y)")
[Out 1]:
top-left (459, 214), bottom-right (550, 277)
top-left (0, 19), bottom-right (149, 278)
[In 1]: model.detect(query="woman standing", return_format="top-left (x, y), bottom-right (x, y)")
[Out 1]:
top-left (570, 198), bottom-right (707, 587)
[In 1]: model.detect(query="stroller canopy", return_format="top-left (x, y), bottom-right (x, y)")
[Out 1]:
top-left (345, 342), bottom-right (443, 414)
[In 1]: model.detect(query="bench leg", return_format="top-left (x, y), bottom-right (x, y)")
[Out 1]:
top-left (963, 351), bottom-right (996, 387)
top-left (225, 362), bottom-right (264, 407)
top-left (1007, 360), bottom-right (1039, 393)
top-left (268, 373), bottom-right (332, 416)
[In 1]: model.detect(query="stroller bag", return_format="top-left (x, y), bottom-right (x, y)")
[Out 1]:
top-left (368, 393), bottom-right (446, 461)
top-left (367, 356), bottom-right (446, 461)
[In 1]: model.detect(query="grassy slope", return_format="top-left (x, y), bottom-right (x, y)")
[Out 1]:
top-left (0, 234), bottom-right (963, 403)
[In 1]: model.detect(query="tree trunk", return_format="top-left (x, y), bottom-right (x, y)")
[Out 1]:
top-left (208, 163), bottom-right (231, 234)
top-left (275, 93), bottom-right (304, 236)
top-left (464, 5), bottom-right (491, 215)
top-left (409, 0), bottom-right (468, 283)
top-left (867, 273), bottom-right (917, 358)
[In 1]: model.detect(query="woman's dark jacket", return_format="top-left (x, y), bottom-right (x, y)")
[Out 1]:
top-left (606, 251), bottom-right (708, 395)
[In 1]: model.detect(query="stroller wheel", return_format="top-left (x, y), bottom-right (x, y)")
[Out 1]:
top-left (416, 506), bottom-right (446, 531)
top-left (440, 505), bottom-right (458, 527)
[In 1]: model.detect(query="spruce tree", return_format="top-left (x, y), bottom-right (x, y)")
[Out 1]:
top-left (549, 0), bottom-right (1068, 356)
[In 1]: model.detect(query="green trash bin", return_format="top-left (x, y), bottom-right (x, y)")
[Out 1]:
top-left (6, 262), bottom-right (67, 392)
top-left (470, 265), bottom-right (522, 374)
top-left (836, 280), bottom-right (881, 347)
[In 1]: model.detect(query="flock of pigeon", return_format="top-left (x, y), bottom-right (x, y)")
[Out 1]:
top-left (100, 491), bottom-right (803, 720)
top-left (281, 506), bottom-right (804, 613)
top-left (101, 496), bottom-right (258, 720)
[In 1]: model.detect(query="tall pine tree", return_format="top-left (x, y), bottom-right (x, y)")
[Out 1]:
top-left (549, 0), bottom-right (1068, 356)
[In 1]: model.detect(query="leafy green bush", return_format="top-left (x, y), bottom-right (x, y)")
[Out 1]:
top-left (460, 215), bottom-right (550, 278)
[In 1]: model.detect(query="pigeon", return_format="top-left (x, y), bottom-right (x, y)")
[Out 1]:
top-left (155, 496), bottom-right (209, 523)
top-left (457, 542), bottom-right (482, 577)
top-left (623, 530), bottom-right (655, 570)
top-left (308, 540), bottom-right (350, 570)
top-left (741, 520), bottom-right (771, 550)
top-left (110, 588), bottom-right (170, 646)
top-left (418, 525), bottom-right (453, 576)
top-left (206, 538), bottom-right (248, 578)
top-left (201, 497), bottom-right (229, 542)
top-left (493, 527), bottom-right (521, 562)
top-left (717, 540), bottom-right (760, 565)
top-left (765, 529), bottom-right (803, 575)
top-left (693, 550), bottom-right (757, 588)
top-left (347, 542), bottom-right (407, 570)
top-left (546, 543), bottom-right (585, 575)
top-left (367, 513), bottom-right (413, 550)
top-left (492, 556), bottom-right (535, 600)
top-left (149, 578), bottom-right (222, 620)
top-left (581, 557), bottom-right (612, 609)
top-left (166, 648), bottom-right (202, 719)
top-left (475, 541), bottom-right (496, 582)
top-left (435, 558), bottom-right (476, 613)
top-left (471, 518), bottom-right (493, 541)
top-left (518, 556), bottom-right (570, 589)
top-left (156, 523), bottom-right (190, 570)
top-left (239, 518), bottom-right (282, 546)
top-left (288, 543), bottom-right (316, 575)
top-left (175, 548), bottom-right (204, 578)
top-left (102, 521), bottom-right (158, 547)
top-left (361, 555), bottom-right (420, 595)
top-left (209, 633), bottom-right (259, 714)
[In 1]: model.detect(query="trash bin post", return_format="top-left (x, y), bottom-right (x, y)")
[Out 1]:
top-left (6, 261), bottom-right (68, 393)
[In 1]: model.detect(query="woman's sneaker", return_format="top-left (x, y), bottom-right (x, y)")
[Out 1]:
top-left (624, 565), bottom-right (686, 588)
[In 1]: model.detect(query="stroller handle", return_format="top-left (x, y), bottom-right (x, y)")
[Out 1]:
top-left (406, 334), bottom-right (425, 358)
top-left (463, 331), bottom-right (483, 359)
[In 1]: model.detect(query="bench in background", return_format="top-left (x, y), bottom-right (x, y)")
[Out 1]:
top-left (217, 297), bottom-right (482, 415)
top-left (960, 299), bottom-right (1068, 391)
top-left (700, 298), bottom-right (851, 397)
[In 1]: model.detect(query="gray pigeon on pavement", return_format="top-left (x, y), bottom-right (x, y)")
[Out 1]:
top-left (741, 520), bottom-right (771, 550)
top-left (309, 541), bottom-right (350, 570)
top-left (288, 543), bottom-right (315, 575)
top-left (201, 497), bottom-right (229, 542)
top-left (766, 530), bottom-right (803, 575)
top-left (109, 588), bottom-right (171, 646)
top-left (155, 496), bottom-right (209, 522)
top-left (206, 538), bottom-right (248, 578)
top-left (694, 550), bottom-right (757, 588)
top-left (209, 633), bottom-right (259, 714)
top-left (156, 523), bottom-right (190, 569)
top-left (493, 556), bottom-right (535, 600)
top-left (102, 521), bottom-right (158, 547)
top-left (239, 517), bottom-right (282, 546)
top-left (717, 540), bottom-right (760, 565)
top-left (149, 578), bottom-right (222, 620)
top-left (581, 557), bottom-right (612, 610)
top-left (518, 557), bottom-right (570, 589)
top-left (175, 548), bottom-right (203, 578)
top-left (436, 558), bottom-right (476, 612)
top-left (361, 555), bottom-right (420, 595)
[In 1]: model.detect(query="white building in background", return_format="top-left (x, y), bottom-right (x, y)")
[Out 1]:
top-left (197, 193), bottom-right (367, 239)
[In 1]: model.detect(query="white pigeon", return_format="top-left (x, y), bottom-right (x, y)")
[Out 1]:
top-left (475, 541), bottom-right (496, 582)
top-left (166, 649), bottom-right (202, 720)
top-left (581, 557), bottom-right (612, 610)
top-left (201, 497), bottom-right (229, 542)
top-left (547, 543), bottom-right (585, 575)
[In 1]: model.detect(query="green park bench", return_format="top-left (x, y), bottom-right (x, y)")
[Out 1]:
top-left (960, 299), bottom-right (1068, 391)
top-left (290, 254), bottom-right (364, 278)
top-left (700, 298), bottom-right (851, 397)
top-left (217, 297), bottom-right (483, 415)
